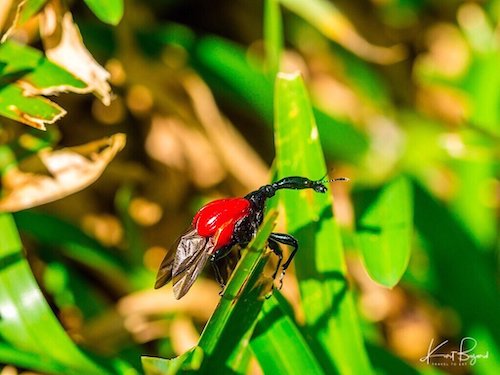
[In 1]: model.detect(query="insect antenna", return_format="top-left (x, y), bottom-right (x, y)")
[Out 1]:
top-left (323, 176), bottom-right (350, 183)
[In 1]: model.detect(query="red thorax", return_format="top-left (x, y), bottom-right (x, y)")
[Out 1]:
top-left (192, 198), bottom-right (251, 252)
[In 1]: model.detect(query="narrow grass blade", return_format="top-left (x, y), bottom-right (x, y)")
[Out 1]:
top-left (196, 211), bottom-right (278, 373)
top-left (251, 293), bottom-right (323, 374)
top-left (274, 71), bottom-right (373, 374)
top-left (264, 0), bottom-right (283, 77)
top-left (354, 176), bottom-right (413, 288)
top-left (0, 213), bottom-right (111, 375)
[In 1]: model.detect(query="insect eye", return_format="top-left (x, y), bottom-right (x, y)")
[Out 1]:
top-left (314, 184), bottom-right (327, 193)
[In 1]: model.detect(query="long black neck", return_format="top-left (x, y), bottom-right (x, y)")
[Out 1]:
top-left (244, 176), bottom-right (327, 211)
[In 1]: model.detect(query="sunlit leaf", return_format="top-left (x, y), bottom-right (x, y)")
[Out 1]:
top-left (0, 40), bottom-right (88, 128)
top-left (0, 84), bottom-right (65, 130)
top-left (274, 71), bottom-right (373, 374)
top-left (40, 2), bottom-right (112, 105)
top-left (354, 176), bottom-right (413, 288)
top-left (0, 341), bottom-right (65, 374)
top-left (0, 40), bottom-right (87, 93)
top-left (0, 213), bottom-right (112, 374)
top-left (264, 0), bottom-right (283, 77)
top-left (0, 133), bottom-right (126, 212)
top-left (83, 0), bottom-right (124, 25)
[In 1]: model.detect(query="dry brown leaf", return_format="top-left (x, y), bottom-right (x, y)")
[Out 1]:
top-left (39, 0), bottom-right (112, 104)
top-left (117, 279), bottom-right (220, 322)
top-left (0, 0), bottom-right (22, 41)
top-left (146, 116), bottom-right (227, 188)
top-left (0, 133), bottom-right (126, 212)
top-left (181, 73), bottom-right (269, 191)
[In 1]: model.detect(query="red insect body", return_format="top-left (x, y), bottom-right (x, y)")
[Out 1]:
top-left (192, 198), bottom-right (250, 252)
top-left (155, 176), bottom-right (341, 299)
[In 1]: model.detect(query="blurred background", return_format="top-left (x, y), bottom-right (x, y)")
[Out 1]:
top-left (0, 0), bottom-right (498, 374)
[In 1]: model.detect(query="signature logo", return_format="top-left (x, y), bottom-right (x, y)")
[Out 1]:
top-left (420, 337), bottom-right (489, 366)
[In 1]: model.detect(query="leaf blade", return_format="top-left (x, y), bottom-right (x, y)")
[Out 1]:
top-left (0, 213), bottom-right (111, 375)
top-left (354, 176), bottom-right (413, 288)
top-left (83, 0), bottom-right (124, 25)
top-left (274, 71), bottom-right (373, 374)
top-left (196, 211), bottom-right (278, 372)
top-left (251, 293), bottom-right (324, 375)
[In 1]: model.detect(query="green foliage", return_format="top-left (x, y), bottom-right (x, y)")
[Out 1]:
top-left (83, 0), bottom-right (124, 25)
top-left (354, 176), bottom-right (413, 288)
top-left (251, 294), bottom-right (324, 375)
top-left (274, 72), bottom-right (373, 374)
top-left (0, 0), bottom-right (498, 375)
top-left (0, 214), bottom-right (114, 375)
top-left (0, 41), bottom-right (86, 128)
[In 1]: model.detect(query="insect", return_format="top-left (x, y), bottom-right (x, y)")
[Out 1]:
top-left (154, 176), bottom-right (348, 299)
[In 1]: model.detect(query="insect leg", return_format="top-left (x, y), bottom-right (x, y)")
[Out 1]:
top-left (267, 239), bottom-right (283, 281)
top-left (212, 244), bottom-right (234, 261)
top-left (211, 259), bottom-right (225, 288)
top-left (269, 232), bottom-right (298, 288)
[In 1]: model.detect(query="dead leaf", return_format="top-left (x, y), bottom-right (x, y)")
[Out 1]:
top-left (1, 0), bottom-right (47, 42)
top-left (0, 133), bottom-right (126, 212)
top-left (181, 73), bottom-right (269, 191)
top-left (39, 0), bottom-right (112, 104)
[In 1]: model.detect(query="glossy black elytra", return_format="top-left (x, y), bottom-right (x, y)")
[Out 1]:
top-left (154, 176), bottom-right (348, 299)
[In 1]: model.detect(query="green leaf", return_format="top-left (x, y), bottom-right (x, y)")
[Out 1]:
top-left (251, 293), bottom-right (324, 374)
top-left (0, 41), bottom-right (87, 129)
top-left (0, 341), bottom-right (66, 374)
top-left (354, 176), bottom-right (413, 288)
top-left (142, 347), bottom-right (204, 375)
top-left (274, 71), bottom-right (373, 374)
top-left (0, 213), bottom-right (111, 375)
top-left (450, 131), bottom-right (497, 248)
top-left (0, 83), bottom-right (65, 130)
top-left (83, 0), bottom-right (124, 25)
top-left (16, 0), bottom-right (48, 24)
top-left (196, 211), bottom-right (278, 373)
top-left (0, 40), bottom-right (87, 91)
top-left (264, 0), bottom-right (283, 77)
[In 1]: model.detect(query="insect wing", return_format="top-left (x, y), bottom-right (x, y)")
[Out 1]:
top-left (171, 228), bottom-right (214, 299)
top-left (154, 236), bottom-right (179, 289)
